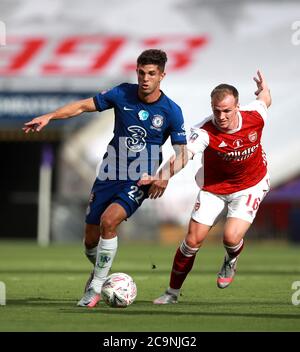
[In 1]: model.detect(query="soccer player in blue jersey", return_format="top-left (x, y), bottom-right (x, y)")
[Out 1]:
top-left (23, 49), bottom-right (188, 307)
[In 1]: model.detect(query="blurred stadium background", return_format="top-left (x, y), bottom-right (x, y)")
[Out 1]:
top-left (1, 0), bottom-right (300, 246)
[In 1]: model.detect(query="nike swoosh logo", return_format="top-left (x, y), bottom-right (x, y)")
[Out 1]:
top-left (123, 107), bottom-right (134, 111)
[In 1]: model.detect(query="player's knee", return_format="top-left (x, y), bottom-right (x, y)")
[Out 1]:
top-left (185, 227), bottom-right (207, 248)
top-left (185, 235), bottom-right (203, 249)
top-left (100, 215), bottom-right (117, 233)
top-left (223, 231), bottom-right (242, 246)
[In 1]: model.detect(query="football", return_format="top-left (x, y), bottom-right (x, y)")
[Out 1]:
top-left (101, 273), bottom-right (137, 308)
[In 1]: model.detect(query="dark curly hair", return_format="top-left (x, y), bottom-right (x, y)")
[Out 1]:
top-left (137, 49), bottom-right (168, 72)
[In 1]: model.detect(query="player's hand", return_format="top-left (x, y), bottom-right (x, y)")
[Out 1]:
top-left (148, 179), bottom-right (168, 199)
top-left (253, 70), bottom-right (265, 96)
top-left (138, 173), bottom-right (169, 199)
top-left (137, 173), bottom-right (155, 186)
top-left (22, 115), bottom-right (51, 133)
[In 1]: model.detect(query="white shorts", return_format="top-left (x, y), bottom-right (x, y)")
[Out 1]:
top-left (191, 173), bottom-right (271, 226)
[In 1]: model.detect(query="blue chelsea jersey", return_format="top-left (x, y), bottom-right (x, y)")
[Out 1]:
top-left (93, 83), bottom-right (187, 181)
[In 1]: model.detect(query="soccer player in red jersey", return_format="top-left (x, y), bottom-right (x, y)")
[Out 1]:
top-left (139, 70), bottom-right (272, 304)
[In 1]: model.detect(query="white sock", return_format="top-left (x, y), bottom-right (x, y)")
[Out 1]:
top-left (85, 246), bottom-right (97, 265)
top-left (180, 240), bottom-right (199, 257)
top-left (91, 236), bottom-right (118, 293)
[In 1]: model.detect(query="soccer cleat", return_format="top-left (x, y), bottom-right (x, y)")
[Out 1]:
top-left (77, 287), bottom-right (101, 308)
top-left (217, 255), bottom-right (238, 289)
top-left (84, 270), bottom-right (94, 293)
top-left (153, 291), bottom-right (178, 305)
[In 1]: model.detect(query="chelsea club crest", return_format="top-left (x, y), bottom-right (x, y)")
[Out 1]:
top-left (151, 114), bottom-right (164, 129)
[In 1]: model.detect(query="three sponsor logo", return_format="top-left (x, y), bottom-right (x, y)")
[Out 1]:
top-left (126, 125), bottom-right (147, 152)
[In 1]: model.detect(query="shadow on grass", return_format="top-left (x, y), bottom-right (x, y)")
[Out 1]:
top-left (7, 298), bottom-right (76, 308)
top-left (2, 269), bottom-right (300, 275)
top-left (73, 305), bottom-right (300, 320)
top-left (6, 298), bottom-right (300, 321)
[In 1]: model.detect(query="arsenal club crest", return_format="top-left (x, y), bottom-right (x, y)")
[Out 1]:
top-left (248, 131), bottom-right (258, 142)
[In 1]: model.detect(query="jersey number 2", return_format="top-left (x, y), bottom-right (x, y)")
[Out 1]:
top-left (128, 186), bottom-right (144, 204)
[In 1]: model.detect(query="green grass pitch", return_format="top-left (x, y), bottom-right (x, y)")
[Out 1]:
top-left (0, 240), bottom-right (300, 332)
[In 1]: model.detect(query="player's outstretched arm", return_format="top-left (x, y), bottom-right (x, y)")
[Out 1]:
top-left (138, 144), bottom-right (190, 199)
top-left (253, 70), bottom-right (272, 108)
top-left (22, 97), bottom-right (97, 133)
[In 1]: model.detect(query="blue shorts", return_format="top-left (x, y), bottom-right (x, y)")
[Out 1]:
top-left (85, 178), bottom-right (150, 225)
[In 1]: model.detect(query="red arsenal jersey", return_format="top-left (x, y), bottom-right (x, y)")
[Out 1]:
top-left (187, 100), bottom-right (268, 194)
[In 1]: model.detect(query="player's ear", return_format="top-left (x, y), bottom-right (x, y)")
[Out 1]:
top-left (160, 72), bottom-right (166, 81)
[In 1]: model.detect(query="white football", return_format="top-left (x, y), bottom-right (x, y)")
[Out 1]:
top-left (101, 273), bottom-right (137, 308)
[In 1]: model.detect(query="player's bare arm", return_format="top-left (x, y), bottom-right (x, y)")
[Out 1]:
top-left (138, 144), bottom-right (189, 199)
top-left (22, 97), bottom-right (96, 133)
top-left (253, 70), bottom-right (272, 108)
